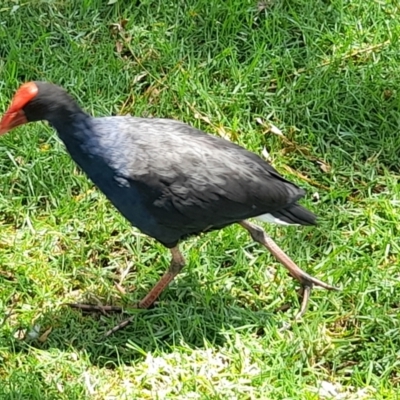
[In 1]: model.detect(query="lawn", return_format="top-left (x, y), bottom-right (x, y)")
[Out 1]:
top-left (0, 0), bottom-right (399, 398)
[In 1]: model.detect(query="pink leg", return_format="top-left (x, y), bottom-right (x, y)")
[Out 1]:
top-left (239, 220), bottom-right (338, 319)
top-left (103, 246), bottom-right (185, 337)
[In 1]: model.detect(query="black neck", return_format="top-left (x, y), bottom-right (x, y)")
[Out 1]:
top-left (48, 109), bottom-right (91, 139)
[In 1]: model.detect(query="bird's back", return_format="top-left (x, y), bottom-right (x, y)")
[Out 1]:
top-left (67, 116), bottom-right (314, 246)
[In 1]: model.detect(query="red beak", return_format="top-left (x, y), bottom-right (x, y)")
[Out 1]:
top-left (0, 109), bottom-right (28, 135)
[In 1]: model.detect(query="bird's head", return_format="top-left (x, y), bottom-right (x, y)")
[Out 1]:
top-left (0, 81), bottom-right (80, 135)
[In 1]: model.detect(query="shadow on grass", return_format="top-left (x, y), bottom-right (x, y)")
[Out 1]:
top-left (8, 274), bottom-right (281, 368)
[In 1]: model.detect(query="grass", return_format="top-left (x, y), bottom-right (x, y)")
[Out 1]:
top-left (0, 0), bottom-right (399, 398)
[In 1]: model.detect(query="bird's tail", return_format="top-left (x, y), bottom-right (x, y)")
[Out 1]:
top-left (268, 202), bottom-right (317, 226)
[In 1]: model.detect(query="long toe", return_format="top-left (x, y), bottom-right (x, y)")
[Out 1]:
top-left (294, 285), bottom-right (312, 320)
top-left (293, 270), bottom-right (339, 291)
top-left (66, 303), bottom-right (124, 313)
top-left (104, 315), bottom-right (135, 337)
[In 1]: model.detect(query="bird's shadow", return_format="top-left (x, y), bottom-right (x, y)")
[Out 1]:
top-left (7, 270), bottom-right (291, 368)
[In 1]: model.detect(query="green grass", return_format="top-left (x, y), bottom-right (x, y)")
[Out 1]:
top-left (0, 0), bottom-right (399, 398)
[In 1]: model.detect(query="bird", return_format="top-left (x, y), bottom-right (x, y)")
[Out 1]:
top-left (0, 81), bottom-right (338, 336)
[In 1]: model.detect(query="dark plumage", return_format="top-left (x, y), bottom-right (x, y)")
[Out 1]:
top-left (0, 82), bottom-right (337, 335)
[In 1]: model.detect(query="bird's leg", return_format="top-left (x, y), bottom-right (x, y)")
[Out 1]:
top-left (137, 246), bottom-right (185, 309)
top-left (103, 246), bottom-right (185, 337)
top-left (239, 220), bottom-right (338, 319)
top-left (67, 247), bottom-right (185, 317)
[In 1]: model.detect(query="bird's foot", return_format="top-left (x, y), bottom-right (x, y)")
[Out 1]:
top-left (291, 269), bottom-right (339, 320)
top-left (66, 302), bottom-right (143, 337)
top-left (276, 270), bottom-right (339, 322)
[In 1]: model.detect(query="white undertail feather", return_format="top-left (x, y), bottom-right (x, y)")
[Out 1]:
top-left (255, 213), bottom-right (299, 226)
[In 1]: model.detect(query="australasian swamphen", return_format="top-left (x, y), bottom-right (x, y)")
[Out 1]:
top-left (0, 82), bottom-right (338, 335)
